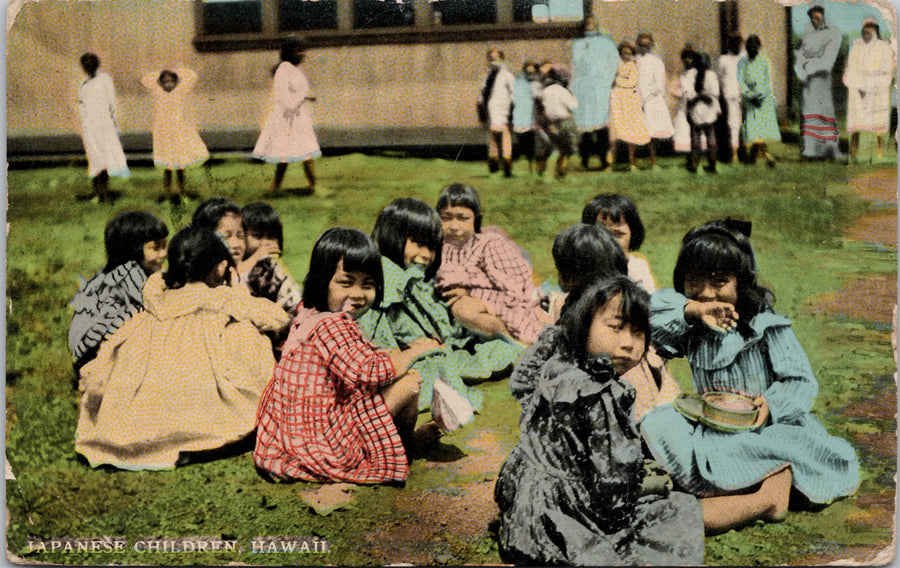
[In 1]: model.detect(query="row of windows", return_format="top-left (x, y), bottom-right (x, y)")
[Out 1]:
top-left (197, 0), bottom-right (585, 49)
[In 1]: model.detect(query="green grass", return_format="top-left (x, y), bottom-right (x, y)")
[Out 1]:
top-left (5, 144), bottom-right (897, 565)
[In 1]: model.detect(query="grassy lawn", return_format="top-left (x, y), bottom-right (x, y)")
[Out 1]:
top-left (5, 143), bottom-right (897, 565)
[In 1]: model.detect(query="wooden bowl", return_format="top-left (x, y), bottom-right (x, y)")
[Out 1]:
top-left (701, 392), bottom-right (758, 431)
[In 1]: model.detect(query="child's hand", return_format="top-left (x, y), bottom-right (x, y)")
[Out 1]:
top-left (408, 337), bottom-right (442, 355)
top-left (442, 286), bottom-right (470, 305)
top-left (237, 242), bottom-right (280, 277)
top-left (685, 299), bottom-right (738, 332)
top-left (751, 395), bottom-right (769, 428)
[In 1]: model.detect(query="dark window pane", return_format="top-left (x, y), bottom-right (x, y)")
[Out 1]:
top-left (280, 0), bottom-right (338, 30)
top-left (514, 0), bottom-right (582, 22)
top-left (430, 0), bottom-right (495, 25)
top-left (202, 0), bottom-right (263, 34)
top-left (354, 0), bottom-right (414, 28)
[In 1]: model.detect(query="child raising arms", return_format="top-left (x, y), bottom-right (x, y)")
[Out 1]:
top-left (641, 220), bottom-right (860, 512)
top-left (253, 228), bottom-right (439, 482)
top-left (436, 183), bottom-right (549, 344)
top-left (581, 193), bottom-right (658, 292)
top-left (495, 276), bottom-right (705, 565)
top-left (69, 211), bottom-right (168, 374)
top-left (141, 67), bottom-right (209, 201)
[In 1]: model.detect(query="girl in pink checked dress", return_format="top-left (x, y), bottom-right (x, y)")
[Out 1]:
top-left (435, 183), bottom-right (551, 345)
top-left (141, 67), bottom-right (209, 201)
top-left (253, 227), bottom-right (440, 483)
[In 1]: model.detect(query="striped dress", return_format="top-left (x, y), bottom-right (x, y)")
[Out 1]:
top-left (640, 288), bottom-right (860, 504)
top-left (69, 261), bottom-right (147, 371)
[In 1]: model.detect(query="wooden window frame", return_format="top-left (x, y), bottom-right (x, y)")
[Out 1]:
top-left (193, 0), bottom-right (589, 51)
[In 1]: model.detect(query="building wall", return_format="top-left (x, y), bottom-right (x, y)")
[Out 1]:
top-left (7, 0), bottom-right (791, 151)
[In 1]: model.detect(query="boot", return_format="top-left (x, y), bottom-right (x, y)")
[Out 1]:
top-left (488, 158), bottom-right (499, 174)
top-left (502, 159), bottom-right (512, 178)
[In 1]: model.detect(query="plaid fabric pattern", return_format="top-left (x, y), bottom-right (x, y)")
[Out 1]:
top-left (437, 227), bottom-right (545, 344)
top-left (254, 308), bottom-right (408, 483)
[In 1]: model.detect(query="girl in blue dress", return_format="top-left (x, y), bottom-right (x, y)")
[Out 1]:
top-left (641, 219), bottom-right (860, 513)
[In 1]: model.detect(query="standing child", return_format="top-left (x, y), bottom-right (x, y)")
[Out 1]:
top-left (681, 49), bottom-right (721, 173)
top-left (436, 183), bottom-right (549, 344)
top-left (69, 211), bottom-right (168, 374)
top-left (581, 193), bottom-right (657, 292)
top-left (738, 35), bottom-right (781, 167)
top-left (495, 276), bottom-right (705, 565)
top-left (254, 228), bottom-right (440, 482)
top-left (77, 53), bottom-right (130, 202)
top-left (253, 38), bottom-right (321, 194)
top-left (608, 41), bottom-right (652, 171)
top-left (357, 198), bottom-right (523, 413)
top-left (240, 202), bottom-right (303, 316)
top-left (641, 220), bottom-right (860, 512)
top-left (76, 226), bottom-right (288, 470)
top-left (534, 64), bottom-right (578, 180)
top-left (511, 59), bottom-right (540, 172)
top-left (141, 67), bottom-right (209, 201)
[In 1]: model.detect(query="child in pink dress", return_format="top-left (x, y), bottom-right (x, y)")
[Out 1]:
top-left (141, 67), bottom-right (209, 201)
top-left (435, 183), bottom-right (550, 344)
top-left (253, 38), bottom-right (321, 194)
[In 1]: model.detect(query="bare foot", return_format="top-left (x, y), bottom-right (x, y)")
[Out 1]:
top-left (406, 421), bottom-right (442, 459)
top-left (762, 464), bottom-right (792, 522)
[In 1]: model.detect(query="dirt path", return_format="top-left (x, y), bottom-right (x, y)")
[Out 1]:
top-left (798, 168), bottom-right (897, 566)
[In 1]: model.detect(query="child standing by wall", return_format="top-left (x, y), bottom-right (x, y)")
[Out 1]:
top-left (253, 38), bottom-right (321, 194)
top-left (76, 226), bottom-right (289, 470)
top-left (681, 49), bottom-right (721, 173)
top-left (495, 276), bottom-right (705, 565)
top-left (641, 220), bottom-right (860, 513)
top-left (69, 211), bottom-right (168, 374)
top-left (534, 64), bottom-right (578, 180)
top-left (609, 41), bottom-right (652, 171)
top-left (77, 53), bottom-right (130, 202)
top-left (435, 183), bottom-right (549, 345)
top-left (254, 228), bottom-right (440, 482)
top-left (357, 198), bottom-right (522, 413)
top-left (581, 193), bottom-right (657, 292)
top-left (141, 67), bottom-right (209, 202)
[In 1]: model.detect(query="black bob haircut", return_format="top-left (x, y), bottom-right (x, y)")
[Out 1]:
top-left (242, 202), bottom-right (284, 251)
top-left (103, 210), bottom-right (169, 273)
top-left (673, 219), bottom-right (774, 331)
top-left (163, 225), bottom-right (235, 290)
top-left (80, 52), bottom-right (100, 76)
top-left (552, 223), bottom-right (628, 293)
top-left (302, 227), bottom-right (384, 313)
top-left (435, 183), bottom-right (482, 233)
top-left (581, 193), bottom-right (646, 252)
top-left (371, 197), bottom-right (443, 281)
top-left (158, 69), bottom-right (179, 85)
top-left (558, 274), bottom-right (650, 360)
top-left (280, 37), bottom-right (307, 65)
top-left (192, 197), bottom-right (243, 231)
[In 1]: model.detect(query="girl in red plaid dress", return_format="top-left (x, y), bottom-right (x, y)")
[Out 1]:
top-left (253, 228), bottom-right (440, 483)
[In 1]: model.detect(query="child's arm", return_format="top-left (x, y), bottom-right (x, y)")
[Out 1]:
top-left (649, 288), bottom-right (717, 358)
top-left (221, 286), bottom-right (290, 332)
top-left (173, 67), bottom-right (199, 92)
top-left (274, 64), bottom-right (309, 111)
top-left (479, 231), bottom-right (537, 301)
top-left (755, 323), bottom-right (820, 426)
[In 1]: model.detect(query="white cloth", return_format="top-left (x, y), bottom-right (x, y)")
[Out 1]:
top-left (682, 68), bottom-right (720, 126)
top-left (637, 53), bottom-right (675, 138)
top-left (77, 71), bottom-right (129, 178)
top-left (253, 62), bottom-right (321, 163)
top-left (843, 37), bottom-right (895, 133)
top-left (717, 53), bottom-right (743, 149)
top-left (480, 62), bottom-right (515, 128)
top-left (541, 83), bottom-right (578, 120)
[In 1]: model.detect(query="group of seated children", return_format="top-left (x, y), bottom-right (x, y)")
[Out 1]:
top-left (69, 186), bottom-right (860, 563)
